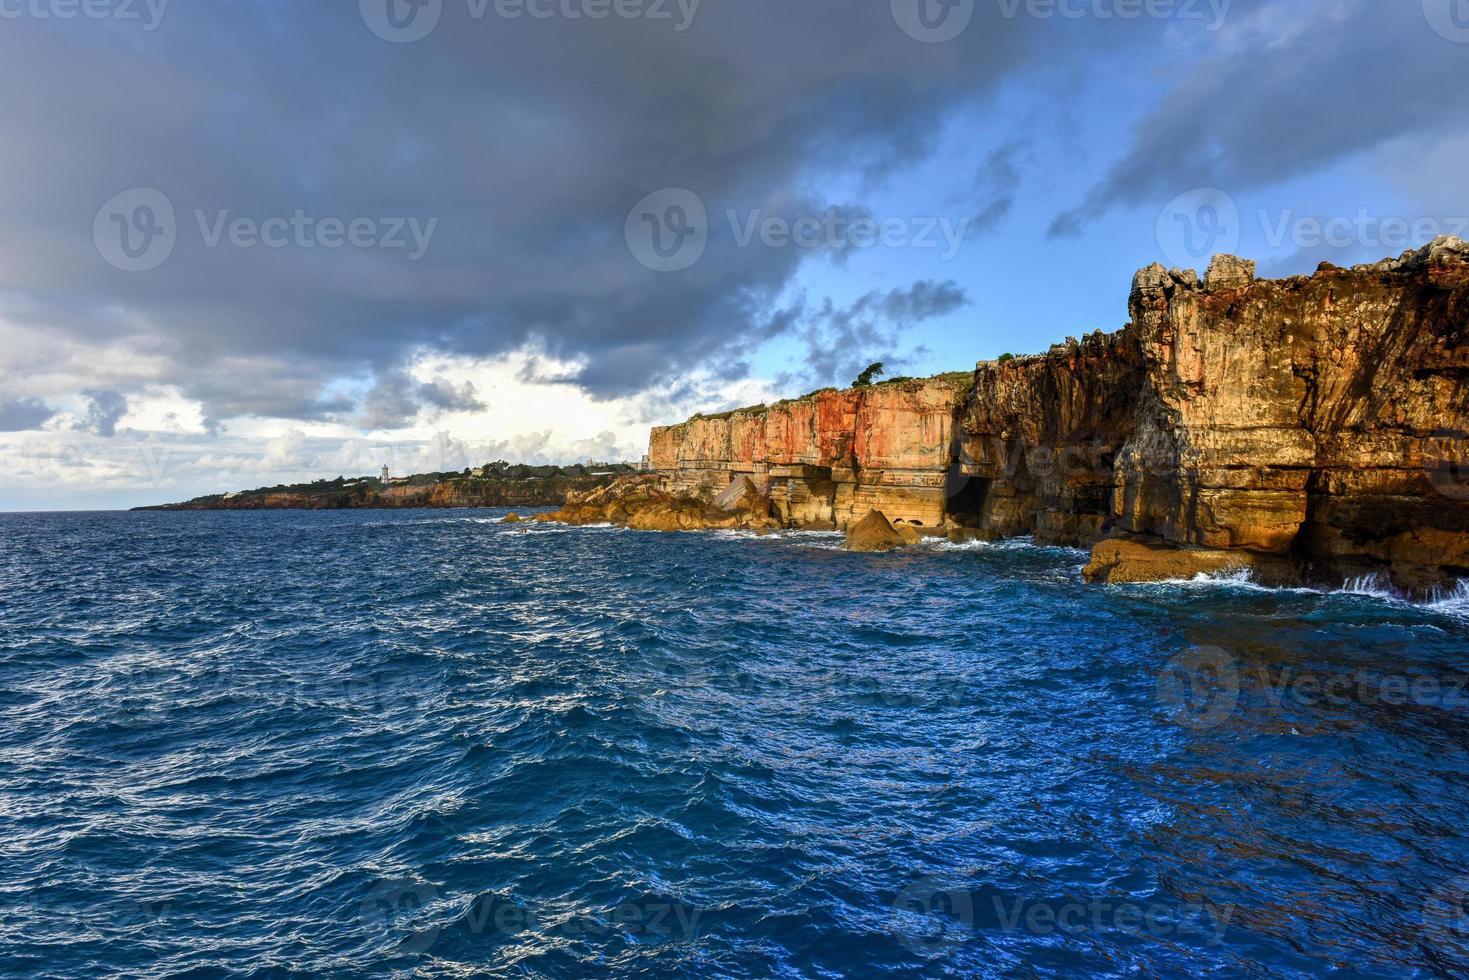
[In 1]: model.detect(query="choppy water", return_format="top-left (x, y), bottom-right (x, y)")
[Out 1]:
top-left (2, 509), bottom-right (1468, 978)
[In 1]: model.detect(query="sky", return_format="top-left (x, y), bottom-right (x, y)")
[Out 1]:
top-left (0, 0), bottom-right (1466, 509)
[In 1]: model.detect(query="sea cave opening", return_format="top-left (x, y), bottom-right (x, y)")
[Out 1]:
top-left (946, 473), bottom-right (992, 527)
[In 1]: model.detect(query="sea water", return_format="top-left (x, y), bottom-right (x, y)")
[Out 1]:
top-left (2, 509), bottom-right (1467, 977)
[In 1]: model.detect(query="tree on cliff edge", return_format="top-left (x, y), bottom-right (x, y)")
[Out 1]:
top-left (853, 362), bottom-right (885, 388)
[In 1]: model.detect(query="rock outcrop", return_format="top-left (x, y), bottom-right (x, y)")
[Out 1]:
top-left (567, 238), bottom-right (1469, 595)
top-left (539, 475), bottom-right (780, 533)
top-left (1115, 238), bottom-right (1469, 594)
top-left (844, 510), bottom-right (906, 552)
top-left (1081, 538), bottom-right (1293, 586)
top-left (649, 375), bottom-right (971, 531)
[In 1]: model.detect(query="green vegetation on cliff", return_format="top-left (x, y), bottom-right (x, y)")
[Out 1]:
top-left (136, 461), bottom-right (639, 511)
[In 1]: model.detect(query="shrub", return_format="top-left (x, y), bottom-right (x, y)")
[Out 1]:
top-left (852, 362), bottom-right (885, 387)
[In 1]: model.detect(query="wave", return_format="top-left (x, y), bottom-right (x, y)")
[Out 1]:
top-left (1117, 565), bottom-right (1469, 622)
top-left (926, 535), bottom-right (1091, 559)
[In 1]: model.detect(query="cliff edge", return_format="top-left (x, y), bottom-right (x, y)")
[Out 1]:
top-left (558, 238), bottom-right (1469, 595)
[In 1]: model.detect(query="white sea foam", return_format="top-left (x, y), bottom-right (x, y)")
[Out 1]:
top-left (927, 535), bottom-right (1090, 559)
top-left (1119, 564), bottom-right (1469, 623)
top-left (1338, 572), bottom-right (1403, 600)
top-left (1425, 580), bottom-right (1469, 618)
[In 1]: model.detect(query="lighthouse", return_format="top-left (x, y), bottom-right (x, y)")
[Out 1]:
top-left (381, 465), bottom-right (390, 482)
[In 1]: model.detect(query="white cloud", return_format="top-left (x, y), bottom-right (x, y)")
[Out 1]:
top-left (0, 342), bottom-right (781, 508)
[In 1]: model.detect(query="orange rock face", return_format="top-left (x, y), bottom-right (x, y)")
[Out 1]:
top-left (1117, 241), bottom-right (1469, 592)
top-left (650, 377), bottom-right (969, 529)
top-left (643, 238), bottom-right (1469, 593)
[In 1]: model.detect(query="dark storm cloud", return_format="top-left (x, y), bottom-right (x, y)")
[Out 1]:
top-left (0, 397), bottom-right (56, 432)
top-left (779, 279), bottom-right (970, 391)
top-left (358, 370), bottom-right (489, 430)
top-left (418, 377), bottom-right (487, 414)
top-left (968, 143), bottom-right (1023, 234)
top-left (3, 1), bottom-right (1457, 427)
top-left (0, 1), bottom-right (1092, 422)
top-left (75, 390), bottom-right (128, 437)
top-left (1048, 0), bottom-right (1469, 237)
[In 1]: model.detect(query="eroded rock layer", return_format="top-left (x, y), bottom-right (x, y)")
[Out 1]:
top-left (637, 238), bottom-right (1469, 593)
top-left (649, 376), bottom-right (971, 530)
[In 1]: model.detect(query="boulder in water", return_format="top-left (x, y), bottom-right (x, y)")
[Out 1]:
top-left (1083, 538), bottom-right (1257, 584)
top-left (712, 475), bottom-right (768, 516)
top-left (844, 511), bottom-right (906, 552)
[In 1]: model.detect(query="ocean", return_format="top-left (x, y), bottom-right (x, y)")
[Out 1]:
top-left (3, 509), bottom-right (1468, 977)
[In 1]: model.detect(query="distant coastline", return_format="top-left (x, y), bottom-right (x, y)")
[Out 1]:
top-left (133, 462), bottom-right (637, 512)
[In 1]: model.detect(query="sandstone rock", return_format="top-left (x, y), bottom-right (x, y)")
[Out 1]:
top-left (1402, 234), bottom-right (1469, 270)
top-left (502, 512), bottom-right (523, 523)
top-left (1131, 263), bottom-right (1171, 298)
top-left (712, 475), bottom-right (767, 515)
top-left (542, 475), bottom-right (777, 533)
top-left (845, 511), bottom-right (906, 552)
top-left (1204, 254), bottom-right (1256, 290)
top-left (648, 375), bottom-right (969, 529)
top-left (636, 242), bottom-right (1469, 594)
top-left (1082, 538), bottom-right (1259, 585)
top-left (895, 524), bottom-right (923, 546)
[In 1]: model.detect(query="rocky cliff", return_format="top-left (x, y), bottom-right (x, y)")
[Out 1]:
top-left (636, 237), bottom-right (1469, 594)
top-left (649, 375), bottom-right (972, 530)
